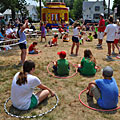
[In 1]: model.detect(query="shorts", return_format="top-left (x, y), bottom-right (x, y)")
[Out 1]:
top-left (72, 36), bottom-right (79, 43)
top-left (90, 85), bottom-right (101, 100)
top-left (106, 41), bottom-right (114, 43)
top-left (29, 94), bottom-right (39, 109)
top-left (114, 39), bottom-right (119, 44)
top-left (29, 50), bottom-right (35, 54)
top-left (19, 43), bottom-right (27, 49)
top-left (98, 32), bottom-right (104, 40)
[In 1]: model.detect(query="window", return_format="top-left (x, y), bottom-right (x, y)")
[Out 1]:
top-left (95, 6), bottom-right (100, 11)
top-left (93, 14), bottom-right (99, 19)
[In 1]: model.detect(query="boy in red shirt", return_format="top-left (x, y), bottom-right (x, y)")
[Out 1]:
top-left (46, 34), bottom-right (58, 47)
top-left (97, 13), bottom-right (105, 48)
top-left (29, 42), bottom-right (38, 54)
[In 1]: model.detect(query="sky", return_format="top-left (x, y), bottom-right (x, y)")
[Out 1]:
top-left (26, 0), bottom-right (114, 9)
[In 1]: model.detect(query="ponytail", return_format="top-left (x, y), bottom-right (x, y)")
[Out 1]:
top-left (16, 60), bottom-right (35, 86)
top-left (16, 72), bottom-right (27, 86)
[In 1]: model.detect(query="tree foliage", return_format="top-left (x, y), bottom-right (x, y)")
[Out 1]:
top-left (0, 0), bottom-right (28, 20)
top-left (72, 0), bottom-right (83, 19)
top-left (113, 0), bottom-right (120, 16)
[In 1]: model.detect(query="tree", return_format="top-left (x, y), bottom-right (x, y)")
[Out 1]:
top-left (0, 0), bottom-right (28, 20)
top-left (113, 0), bottom-right (120, 17)
top-left (72, 0), bottom-right (83, 19)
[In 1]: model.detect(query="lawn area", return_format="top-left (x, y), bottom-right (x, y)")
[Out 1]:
top-left (0, 28), bottom-right (120, 120)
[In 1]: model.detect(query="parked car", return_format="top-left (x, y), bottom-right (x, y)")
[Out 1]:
top-left (84, 19), bottom-right (98, 25)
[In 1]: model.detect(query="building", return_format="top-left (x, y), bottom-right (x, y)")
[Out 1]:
top-left (3, 3), bottom-right (44, 22)
top-left (83, 0), bottom-right (104, 21)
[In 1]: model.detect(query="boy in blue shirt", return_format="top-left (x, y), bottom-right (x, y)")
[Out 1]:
top-left (87, 66), bottom-right (119, 109)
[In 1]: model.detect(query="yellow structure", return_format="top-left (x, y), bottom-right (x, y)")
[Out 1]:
top-left (42, 2), bottom-right (69, 28)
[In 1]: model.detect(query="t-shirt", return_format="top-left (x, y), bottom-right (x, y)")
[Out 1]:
top-left (29, 44), bottom-right (35, 52)
top-left (6, 28), bottom-right (13, 35)
top-left (95, 77), bottom-right (118, 109)
top-left (52, 38), bottom-right (57, 44)
top-left (88, 35), bottom-right (93, 41)
top-left (105, 24), bottom-right (117, 41)
top-left (19, 30), bottom-right (27, 44)
top-left (80, 57), bottom-right (96, 76)
top-left (98, 19), bottom-right (105, 32)
top-left (0, 32), bottom-right (4, 41)
top-left (58, 28), bottom-right (64, 33)
top-left (11, 72), bottom-right (41, 110)
top-left (73, 27), bottom-right (79, 38)
top-left (57, 59), bottom-right (69, 76)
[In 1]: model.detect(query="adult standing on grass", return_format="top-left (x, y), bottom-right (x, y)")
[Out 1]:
top-left (17, 19), bottom-right (28, 65)
top-left (104, 16), bottom-right (117, 60)
top-left (11, 60), bottom-right (55, 110)
top-left (97, 13), bottom-right (105, 48)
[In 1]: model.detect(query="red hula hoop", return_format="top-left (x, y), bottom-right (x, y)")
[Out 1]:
top-left (79, 88), bottom-right (120, 112)
top-left (47, 61), bottom-right (78, 79)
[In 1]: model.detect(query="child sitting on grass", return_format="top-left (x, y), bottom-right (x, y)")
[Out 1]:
top-left (28, 41), bottom-right (39, 54)
top-left (78, 49), bottom-right (96, 76)
top-left (11, 60), bottom-right (55, 110)
top-left (86, 33), bottom-right (93, 42)
top-left (53, 51), bottom-right (69, 76)
top-left (63, 32), bottom-right (69, 42)
top-left (47, 34), bottom-right (58, 47)
top-left (87, 66), bottom-right (118, 109)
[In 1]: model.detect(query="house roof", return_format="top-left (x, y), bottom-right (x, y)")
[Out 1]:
top-left (83, 1), bottom-right (103, 11)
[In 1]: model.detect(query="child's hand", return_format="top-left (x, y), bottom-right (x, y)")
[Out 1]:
top-left (50, 91), bottom-right (55, 97)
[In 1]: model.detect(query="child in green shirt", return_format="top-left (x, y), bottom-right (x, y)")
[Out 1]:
top-left (78, 49), bottom-right (96, 76)
top-left (86, 33), bottom-right (93, 42)
top-left (53, 51), bottom-right (69, 76)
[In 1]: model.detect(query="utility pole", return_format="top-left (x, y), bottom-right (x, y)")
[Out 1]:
top-left (108, 0), bottom-right (110, 17)
top-left (39, 0), bottom-right (42, 21)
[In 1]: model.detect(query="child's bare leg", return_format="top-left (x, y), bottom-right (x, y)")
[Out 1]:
top-left (107, 43), bottom-right (112, 56)
top-left (36, 90), bottom-right (50, 103)
top-left (71, 42), bottom-right (75, 54)
top-left (76, 43), bottom-right (79, 55)
top-left (44, 36), bottom-right (47, 42)
top-left (115, 43), bottom-right (120, 53)
top-left (112, 43), bottom-right (115, 53)
top-left (41, 36), bottom-right (43, 42)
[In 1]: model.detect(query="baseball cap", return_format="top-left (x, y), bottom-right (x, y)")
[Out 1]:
top-left (103, 66), bottom-right (113, 77)
top-left (100, 13), bottom-right (104, 17)
top-left (57, 51), bottom-right (66, 58)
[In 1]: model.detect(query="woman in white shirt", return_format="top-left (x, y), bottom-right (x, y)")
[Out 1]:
top-left (104, 16), bottom-right (117, 59)
top-left (71, 22), bottom-right (80, 56)
top-left (11, 60), bottom-right (55, 110)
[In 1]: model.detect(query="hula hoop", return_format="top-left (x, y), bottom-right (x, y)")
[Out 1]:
top-left (79, 88), bottom-right (120, 112)
top-left (47, 61), bottom-right (78, 79)
top-left (4, 94), bottom-right (59, 119)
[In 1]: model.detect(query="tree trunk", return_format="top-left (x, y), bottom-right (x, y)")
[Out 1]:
top-left (11, 9), bottom-right (15, 21)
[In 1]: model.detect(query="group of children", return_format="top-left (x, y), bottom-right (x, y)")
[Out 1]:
top-left (10, 16), bottom-right (120, 113)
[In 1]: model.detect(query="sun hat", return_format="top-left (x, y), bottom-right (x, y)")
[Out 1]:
top-left (103, 66), bottom-right (113, 77)
top-left (57, 51), bottom-right (66, 58)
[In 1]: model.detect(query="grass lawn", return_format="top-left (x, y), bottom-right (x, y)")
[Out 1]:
top-left (0, 28), bottom-right (120, 120)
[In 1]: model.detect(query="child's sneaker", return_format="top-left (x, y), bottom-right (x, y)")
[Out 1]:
top-left (112, 52), bottom-right (115, 55)
top-left (107, 56), bottom-right (112, 60)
